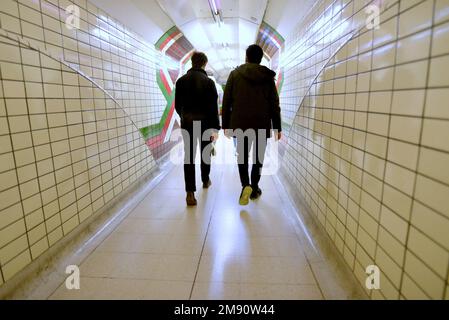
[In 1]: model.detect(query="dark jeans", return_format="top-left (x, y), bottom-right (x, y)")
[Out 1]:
top-left (183, 127), bottom-right (213, 192)
top-left (236, 132), bottom-right (267, 189)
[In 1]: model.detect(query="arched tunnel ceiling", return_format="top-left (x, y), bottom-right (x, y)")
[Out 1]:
top-left (90, 0), bottom-right (173, 44)
top-left (156, 0), bottom-right (268, 83)
top-left (263, 0), bottom-right (316, 39)
top-left (90, 0), bottom-right (315, 83)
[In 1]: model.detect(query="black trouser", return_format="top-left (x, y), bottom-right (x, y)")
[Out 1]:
top-left (183, 126), bottom-right (213, 192)
top-left (236, 131), bottom-right (267, 189)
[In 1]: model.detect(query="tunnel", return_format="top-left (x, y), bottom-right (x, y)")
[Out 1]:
top-left (0, 0), bottom-right (448, 301)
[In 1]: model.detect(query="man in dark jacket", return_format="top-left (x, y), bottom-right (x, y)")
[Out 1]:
top-left (175, 52), bottom-right (220, 206)
top-left (222, 44), bottom-right (282, 206)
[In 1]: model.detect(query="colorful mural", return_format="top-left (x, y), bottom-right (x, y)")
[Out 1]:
top-left (256, 22), bottom-right (285, 93)
top-left (255, 22), bottom-right (286, 134)
top-left (141, 23), bottom-right (286, 159)
top-left (139, 27), bottom-right (194, 160)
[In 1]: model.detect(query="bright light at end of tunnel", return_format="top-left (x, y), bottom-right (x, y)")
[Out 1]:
top-left (214, 23), bottom-right (233, 44)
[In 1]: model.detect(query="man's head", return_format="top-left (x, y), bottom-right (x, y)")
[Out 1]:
top-left (191, 52), bottom-right (208, 69)
top-left (246, 44), bottom-right (264, 64)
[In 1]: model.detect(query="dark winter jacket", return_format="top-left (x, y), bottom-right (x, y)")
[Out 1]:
top-left (222, 63), bottom-right (282, 137)
top-left (175, 68), bottom-right (220, 130)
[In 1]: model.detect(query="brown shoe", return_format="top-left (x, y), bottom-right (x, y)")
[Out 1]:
top-left (203, 180), bottom-right (212, 189)
top-left (186, 192), bottom-right (197, 206)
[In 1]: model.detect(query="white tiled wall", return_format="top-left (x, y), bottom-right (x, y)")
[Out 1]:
top-left (281, 0), bottom-right (449, 299)
top-left (0, 0), bottom-right (168, 131)
top-left (0, 0), bottom-right (170, 285)
top-left (280, 0), bottom-right (371, 131)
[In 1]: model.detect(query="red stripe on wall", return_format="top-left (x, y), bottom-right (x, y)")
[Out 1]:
top-left (159, 30), bottom-right (181, 51)
top-left (159, 69), bottom-right (172, 95)
top-left (146, 100), bottom-right (175, 147)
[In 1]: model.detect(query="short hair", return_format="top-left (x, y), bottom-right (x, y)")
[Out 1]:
top-left (191, 52), bottom-right (208, 68)
top-left (246, 44), bottom-right (264, 64)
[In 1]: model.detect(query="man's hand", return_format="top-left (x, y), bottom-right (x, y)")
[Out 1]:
top-left (275, 131), bottom-right (282, 141)
top-left (224, 129), bottom-right (233, 139)
top-left (211, 131), bottom-right (219, 142)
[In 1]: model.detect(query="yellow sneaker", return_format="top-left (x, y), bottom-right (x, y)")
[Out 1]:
top-left (239, 186), bottom-right (253, 206)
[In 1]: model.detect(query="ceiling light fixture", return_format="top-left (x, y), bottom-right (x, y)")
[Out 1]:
top-left (208, 0), bottom-right (223, 25)
top-left (208, 0), bottom-right (218, 15)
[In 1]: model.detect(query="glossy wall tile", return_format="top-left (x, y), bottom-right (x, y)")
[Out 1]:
top-left (0, 0), bottom-right (170, 285)
top-left (280, 0), bottom-right (449, 299)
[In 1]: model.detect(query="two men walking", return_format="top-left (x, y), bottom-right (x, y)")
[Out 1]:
top-left (175, 45), bottom-right (282, 207)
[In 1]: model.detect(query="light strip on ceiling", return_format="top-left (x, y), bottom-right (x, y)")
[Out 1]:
top-left (208, 0), bottom-right (218, 15)
top-left (208, 0), bottom-right (223, 25)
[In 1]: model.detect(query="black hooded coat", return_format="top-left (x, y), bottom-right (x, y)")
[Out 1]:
top-left (222, 63), bottom-right (282, 137)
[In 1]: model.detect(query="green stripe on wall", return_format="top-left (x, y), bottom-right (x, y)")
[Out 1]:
top-left (260, 21), bottom-right (285, 44)
top-left (155, 26), bottom-right (179, 49)
top-left (139, 71), bottom-right (176, 140)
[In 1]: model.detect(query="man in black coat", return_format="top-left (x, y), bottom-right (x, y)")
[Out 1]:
top-left (175, 52), bottom-right (220, 206)
top-left (222, 44), bottom-right (282, 206)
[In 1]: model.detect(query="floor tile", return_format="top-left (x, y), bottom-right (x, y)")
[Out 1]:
top-left (191, 282), bottom-right (323, 300)
top-left (96, 233), bottom-right (170, 254)
top-left (30, 159), bottom-right (364, 300)
top-left (195, 255), bottom-right (316, 285)
top-left (50, 277), bottom-right (192, 300)
top-left (79, 252), bottom-right (161, 279)
top-left (191, 282), bottom-right (241, 300)
top-left (203, 235), bottom-right (307, 258)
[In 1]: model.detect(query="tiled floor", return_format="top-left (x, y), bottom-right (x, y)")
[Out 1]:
top-left (48, 137), bottom-right (365, 300)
